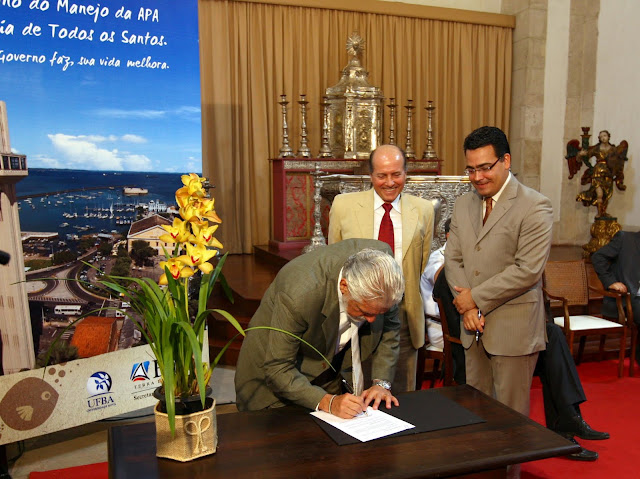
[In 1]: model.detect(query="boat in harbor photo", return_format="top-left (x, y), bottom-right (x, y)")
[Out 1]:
top-left (123, 187), bottom-right (149, 195)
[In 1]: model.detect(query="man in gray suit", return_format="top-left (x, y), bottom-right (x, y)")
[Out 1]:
top-left (235, 239), bottom-right (405, 418)
top-left (592, 230), bottom-right (640, 366)
top-left (444, 126), bottom-right (553, 418)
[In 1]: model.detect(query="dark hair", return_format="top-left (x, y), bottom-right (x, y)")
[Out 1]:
top-left (368, 145), bottom-right (408, 173)
top-left (444, 218), bottom-right (451, 235)
top-left (463, 126), bottom-right (510, 158)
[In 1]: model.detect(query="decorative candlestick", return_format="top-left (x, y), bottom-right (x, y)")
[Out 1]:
top-left (296, 94), bottom-right (311, 158)
top-left (303, 161), bottom-right (327, 253)
top-left (422, 101), bottom-right (438, 159)
top-left (387, 98), bottom-right (397, 145)
top-left (278, 94), bottom-right (294, 158)
top-left (318, 96), bottom-right (333, 157)
top-left (404, 99), bottom-right (416, 159)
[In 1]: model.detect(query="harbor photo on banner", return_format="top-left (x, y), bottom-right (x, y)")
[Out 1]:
top-left (0, 0), bottom-right (201, 444)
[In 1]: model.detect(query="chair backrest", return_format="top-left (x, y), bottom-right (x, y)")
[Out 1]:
top-left (543, 260), bottom-right (589, 307)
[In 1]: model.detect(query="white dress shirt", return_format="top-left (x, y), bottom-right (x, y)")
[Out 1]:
top-left (373, 191), bottom-right (403, 271)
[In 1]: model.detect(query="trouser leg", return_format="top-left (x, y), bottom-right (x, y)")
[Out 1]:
top-left (391, 308), bottom-right (417, 392)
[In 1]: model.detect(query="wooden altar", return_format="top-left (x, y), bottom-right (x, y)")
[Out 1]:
top-left (270, 157), bottom-right (442, 250)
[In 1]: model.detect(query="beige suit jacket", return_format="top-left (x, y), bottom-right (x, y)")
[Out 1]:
top-left (328, 189), bottom-right (434, 349)
top-left (444, 176), bottom-right (553, 355)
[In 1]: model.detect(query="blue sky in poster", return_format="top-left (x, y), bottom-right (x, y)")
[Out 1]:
top-left (0, 0), bottom-right (201, 172)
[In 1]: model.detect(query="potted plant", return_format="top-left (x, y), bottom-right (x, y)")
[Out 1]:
top-left (52, 173), bottom-right (333, 462)
top-left (97, 173), bottom-right (242, 461)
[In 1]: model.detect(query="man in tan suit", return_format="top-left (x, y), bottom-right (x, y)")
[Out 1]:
top-left (328, 145), bottom-right (434, 392)
top-left (445, 126), bottom-right (553, 417)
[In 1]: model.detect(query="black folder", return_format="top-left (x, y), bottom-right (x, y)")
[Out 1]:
top-left (312, 388), bottom-right (485, 445)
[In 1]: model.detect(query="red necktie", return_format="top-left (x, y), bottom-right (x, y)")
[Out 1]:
top-left (483, 197), bottom-right (493, 225)
top-left (378, 203), bottom-right (395, 251)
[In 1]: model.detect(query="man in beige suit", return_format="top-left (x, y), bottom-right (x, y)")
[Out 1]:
top-left (328, 145), bottom-right (434, 392)
top-left (445, 126), bottom-right (553, 417)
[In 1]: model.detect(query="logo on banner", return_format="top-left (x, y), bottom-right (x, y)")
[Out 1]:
top-left (131, 361), bottom-right (152, 382)
top-left (86, 371), bottom-right (116, 412)
top-left (130, 360), bottom-right (161, 400)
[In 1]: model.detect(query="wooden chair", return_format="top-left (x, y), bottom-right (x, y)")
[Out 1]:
top-left (416, 340), bottom-right (444, 389)
top-left (543, 260), bottom-right (630, 377)
top-left (416, 298), bottom-right (463, 389)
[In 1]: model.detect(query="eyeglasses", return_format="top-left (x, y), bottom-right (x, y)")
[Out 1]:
top-left (463, 156), bottom-right (503, 177)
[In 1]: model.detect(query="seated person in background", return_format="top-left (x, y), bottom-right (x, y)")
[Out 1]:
top-left (235, 239), bottom-right (404, 419)
top-left (535, 303), bottom-right (610, 461)
top-left (591, 230), bottom-right (640, 365)
top-left (419, 218), bottom-right (465, 384)
top-left (430, 278), bottom-right (610, 461)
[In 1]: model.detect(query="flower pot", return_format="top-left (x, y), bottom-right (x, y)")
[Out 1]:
top-left (154, 397), bottom-right (218, 462)
top-left (153, 386), bottom-right (213, 416)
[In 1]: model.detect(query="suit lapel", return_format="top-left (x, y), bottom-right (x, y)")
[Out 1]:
top-left (476, 178), bottom-right (518, 244)
top-left (400, 195), bottom-right (418, 260)
top-left (354, 190), bottom-right (374, 238)
top-left (469, 193), bottom-right (483, 239)
top-left (321, 277), bottom-right (340, 356)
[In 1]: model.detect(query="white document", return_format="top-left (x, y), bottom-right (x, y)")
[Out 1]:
top-left (311, 406), bottom-right (415, 442)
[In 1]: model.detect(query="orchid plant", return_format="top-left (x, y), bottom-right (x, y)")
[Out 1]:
top-left (102, 173), bottom-right (242, 434)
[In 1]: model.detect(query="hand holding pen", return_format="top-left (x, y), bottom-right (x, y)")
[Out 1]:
top-left (475, 309), bottom-right (485, 343)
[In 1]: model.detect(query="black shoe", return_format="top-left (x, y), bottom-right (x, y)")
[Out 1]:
top-left (555, 415), bottom-right (610, 440)
top-left (565, 437), bottom-right (598, 461)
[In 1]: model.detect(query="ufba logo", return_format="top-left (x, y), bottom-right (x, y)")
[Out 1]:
top-left (86, 371), bottom-right (116, 411)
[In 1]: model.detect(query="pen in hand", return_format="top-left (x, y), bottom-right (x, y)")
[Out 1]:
top-left (475, 309), bottom-right (482, 343)
top-left (341, 378), bottom-right (355, 395)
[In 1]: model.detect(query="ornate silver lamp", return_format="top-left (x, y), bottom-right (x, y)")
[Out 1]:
top-left (324, 32), bottom-right (384, 159)
top-left (296, 94), bottom-right (311, 158)
top-left (387, 97), bottom-right (397, 146)
top-left (404, 99), bottom-right (416, 159)
top-left (422, 101), bottom-right (438, 159)
top-left (303, 161), bottom-right (327, 253)
top-left (278, 94), bottom-right (294, 158)
top-left (318, 96), bottom-right (333, 158)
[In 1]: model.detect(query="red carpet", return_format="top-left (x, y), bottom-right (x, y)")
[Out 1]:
top-left (522, 358), bottom-right (640, 478)
top-left (421, 358), bottom-right (639, 478)
top-left (28, 461), bottom-right (108, 479)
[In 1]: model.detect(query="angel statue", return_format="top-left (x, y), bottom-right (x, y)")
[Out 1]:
top-left (566, 128), bottom-right (628, 218)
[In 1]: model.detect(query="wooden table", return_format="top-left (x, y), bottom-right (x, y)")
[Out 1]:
top-left (108, 385), bottom-right (578, 478)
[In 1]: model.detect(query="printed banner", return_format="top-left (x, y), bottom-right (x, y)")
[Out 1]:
top-left (0, 344), bottom-right (160, 445)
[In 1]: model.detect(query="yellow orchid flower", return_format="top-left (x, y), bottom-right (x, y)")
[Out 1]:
top-left (178, 243), bottom-right (217, 275)
top-left (159, 218), bottom-right (191, 243)
top-left (190, 223), bottom-right (223, 249)
top-left (176, 174), bottom-right (206, 207)
top-left (179, 204), bottom-right (202, 223)
top-left (159, 258), bottom-right (194, 285)
top-left (181, 173), bottom-right (206, 188)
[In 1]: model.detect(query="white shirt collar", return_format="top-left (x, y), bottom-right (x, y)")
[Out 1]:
top-left (373, 189), bottom-right (402, 212)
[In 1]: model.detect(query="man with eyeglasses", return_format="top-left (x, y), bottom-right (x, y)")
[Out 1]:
top-left (444, 126), bottom-right (553, 440)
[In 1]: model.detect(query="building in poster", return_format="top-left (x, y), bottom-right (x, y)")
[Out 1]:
top-left (0, 101), bottom-right (35, 373)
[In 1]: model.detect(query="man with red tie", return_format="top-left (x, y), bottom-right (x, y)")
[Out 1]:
top-left (328, 145), bottom-right (434, 392)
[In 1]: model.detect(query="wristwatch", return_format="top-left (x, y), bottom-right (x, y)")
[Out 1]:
top-left (372, 379), bottom-right (391, 390)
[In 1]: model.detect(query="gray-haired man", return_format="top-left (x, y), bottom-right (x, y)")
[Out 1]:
top-left (235, 239), bottom-right (405, 418)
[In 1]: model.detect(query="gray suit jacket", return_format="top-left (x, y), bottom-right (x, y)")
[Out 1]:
top-left (592, 230), bottom-right (640, 319)
top-left (234, 239), bottom-right (401, 411)
top-left (328, 189), bottom-right (434, 349)
top-left (444, 176), bottom-right (553, 355)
